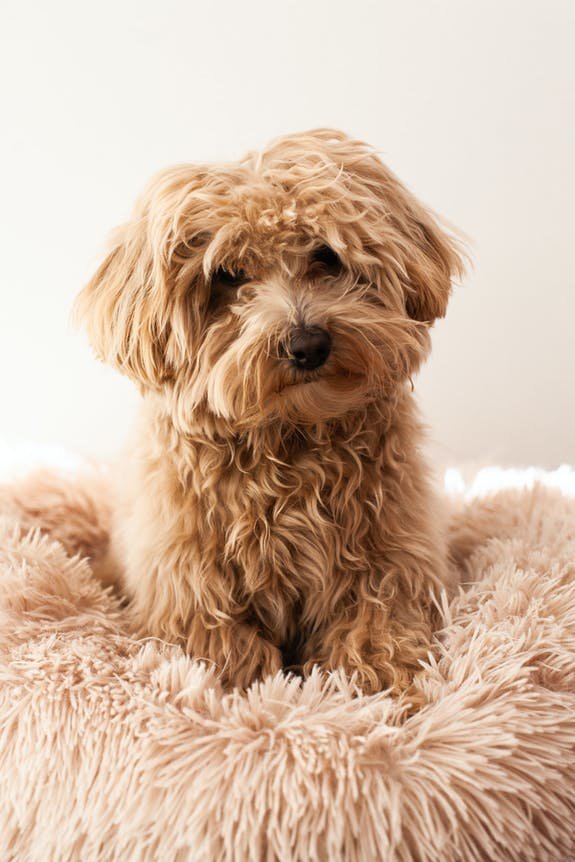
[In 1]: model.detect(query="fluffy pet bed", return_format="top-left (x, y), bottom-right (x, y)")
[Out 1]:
top-left (0, 454), bottom-right (574, 861)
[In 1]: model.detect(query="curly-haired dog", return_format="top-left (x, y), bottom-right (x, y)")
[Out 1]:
top-left (75, 129), bottom-right (464, 696)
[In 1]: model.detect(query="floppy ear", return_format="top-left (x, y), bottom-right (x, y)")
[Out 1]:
top-left (73, 220), bottom-right (173, 387)
top-left (74, 166), bottom-right (207, 387)
top-left (399, 204), bottom-right (464, 323)
top-left (361, 158), bottom-right (465, 324)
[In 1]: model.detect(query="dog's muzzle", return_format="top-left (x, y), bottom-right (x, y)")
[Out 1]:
top-left (287, 326), bottom-right (331, 371)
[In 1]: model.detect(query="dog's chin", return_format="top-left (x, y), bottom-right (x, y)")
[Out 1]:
top-left (201, 358), bottom-right (380, 432)
top-left (241, 372), bottom-right (370, 429)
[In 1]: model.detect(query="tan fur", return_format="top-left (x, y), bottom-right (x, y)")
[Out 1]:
top-left (0, 470), bottom-right (119, 590)
top-left (74, 128), bottom-right (464, 695)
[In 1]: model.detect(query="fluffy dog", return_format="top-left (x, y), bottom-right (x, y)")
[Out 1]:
top-left (75, 129), bottom-right (463, 696)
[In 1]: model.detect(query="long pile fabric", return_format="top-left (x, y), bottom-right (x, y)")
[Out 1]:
top-left (0, 462), bottom-right (574, 861)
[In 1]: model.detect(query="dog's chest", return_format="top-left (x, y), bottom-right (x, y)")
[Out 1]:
top-left (209, 440), bottom-right (382, 607)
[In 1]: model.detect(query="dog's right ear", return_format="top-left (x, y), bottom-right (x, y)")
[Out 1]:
top-left (73, 215), bottom-right (173, 388)
top-left (74, 166), bottom-right (208, 388)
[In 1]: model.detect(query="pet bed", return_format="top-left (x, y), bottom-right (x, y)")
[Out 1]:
top-left (0, 446), bottom-right (574, 861)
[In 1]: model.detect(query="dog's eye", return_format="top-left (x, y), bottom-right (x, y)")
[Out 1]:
top-left (310, 245), bottom-right (343, 275)
top-left (212, 267), bottom-right (250, 289)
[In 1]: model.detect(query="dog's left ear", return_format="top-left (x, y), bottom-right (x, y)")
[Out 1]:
top-left (362, 156), bottom-right (465, 324)
top-left (398, 202), bottom-right (464, 323)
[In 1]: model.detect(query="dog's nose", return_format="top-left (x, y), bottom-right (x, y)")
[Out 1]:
top-left (288, 326), bottom-right (331, 370)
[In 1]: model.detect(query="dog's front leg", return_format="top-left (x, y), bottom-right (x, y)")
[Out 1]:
top-left (129, 590), bottom-right (282, 689)
top-left (127, 570), bottom-right (283, 690)
top-left (303, 579), bottom-right (436, 698)
top-left (117, 453), bottom-right (284, 690)
top-left (180, 612), bottom-right (283, 689)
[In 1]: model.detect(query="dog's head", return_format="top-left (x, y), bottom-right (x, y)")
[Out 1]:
top-left (75, 129), bottom-right (464, 431)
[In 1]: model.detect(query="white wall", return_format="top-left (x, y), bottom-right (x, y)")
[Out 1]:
top-left (1, 0), bottom-right (574, 467)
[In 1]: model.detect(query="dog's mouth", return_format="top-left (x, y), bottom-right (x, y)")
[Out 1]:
top-left (275, 369), bottom-right (364, 396)
top-left (275, 371), bottom-right (320, 394)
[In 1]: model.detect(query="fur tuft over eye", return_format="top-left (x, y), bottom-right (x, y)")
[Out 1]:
top-left (212, 267), bottom-right (250, 289)
top-left (309, 245), bottom-right (344, 275)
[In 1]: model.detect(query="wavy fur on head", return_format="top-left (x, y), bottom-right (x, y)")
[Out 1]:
top-left (75, 128), bottom-right (464, 696)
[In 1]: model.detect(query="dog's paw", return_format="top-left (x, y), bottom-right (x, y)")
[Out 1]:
top-left (219, 634), bottom-right (283, 690)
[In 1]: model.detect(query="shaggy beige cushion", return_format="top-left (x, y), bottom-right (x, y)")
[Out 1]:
top-left (0, 464), bottom-right (574, 860)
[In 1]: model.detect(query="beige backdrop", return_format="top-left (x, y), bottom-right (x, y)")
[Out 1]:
top-left (1, 0), bottom-right (574, 468)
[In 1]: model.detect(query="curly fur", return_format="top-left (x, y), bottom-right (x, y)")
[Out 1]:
top-left (74, 128), bottom-right (464, 695)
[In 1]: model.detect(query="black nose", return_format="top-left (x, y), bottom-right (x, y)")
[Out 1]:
top-left (288, 326), bottom-right (331, 370)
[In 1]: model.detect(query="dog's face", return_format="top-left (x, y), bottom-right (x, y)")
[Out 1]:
top-left (76, 129), bottom-right (463, 431)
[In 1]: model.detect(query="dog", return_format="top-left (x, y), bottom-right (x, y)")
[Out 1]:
top-left (75, 128), bottom-right (464, 697)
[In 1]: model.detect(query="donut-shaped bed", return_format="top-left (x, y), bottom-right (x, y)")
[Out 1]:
top-left (0, 461), bottom-right (574, 861)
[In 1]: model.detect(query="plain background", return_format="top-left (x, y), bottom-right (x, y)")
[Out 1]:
top-left (1, 0), bottom-right (574, 468)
